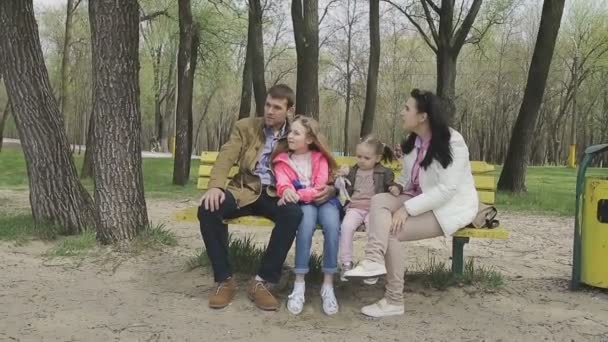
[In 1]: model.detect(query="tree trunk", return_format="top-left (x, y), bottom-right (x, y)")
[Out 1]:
top-left (80, 108), bottom-right (94, 178)
top-left (89, 0), bottom-right (148, 243)
top-left (360, 0), bottom-right (380, 138)
top-left (249, 0), bottom-right (267, 116)
top-left (162, 51), bottom-right (177, 152)
top-left (59, 0), bottom-right (76, 137)
top-left (173, 0), bottom-right (199, 185)
top-left (292, 0), bottom-right (319, 119)
top-left (153, 47), bottom-right (164, 144)
top-left (238, 40), bottom-right (253, 119)
top-left (497, 0), bottom-right (565, 193)
top-left (436, 48), bottom-right (457, 121)
top-left (0, 99), bottom-right (12, 153)
top-left (0, 0), bottom-right (98, 234)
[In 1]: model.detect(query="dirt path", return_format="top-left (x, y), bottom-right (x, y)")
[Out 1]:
top-left (1, 192), bottom-right (607, 341)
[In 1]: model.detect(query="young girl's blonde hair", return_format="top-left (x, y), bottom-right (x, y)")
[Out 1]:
top-left (359, 135), bottom-right (396, 164)
top-left (272, 115), bottom-right (338, 172)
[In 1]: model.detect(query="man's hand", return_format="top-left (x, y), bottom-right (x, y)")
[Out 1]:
top-left (200, 188), bottom-right (225, 212)
top-left (389, 185), bottom-right (401, 197)
top-left (313, 185), bottom-right (336, 205)
top-left (281, 189), bottom-right (300, 205)
top-left (390, 207), bottom-right (409, 235)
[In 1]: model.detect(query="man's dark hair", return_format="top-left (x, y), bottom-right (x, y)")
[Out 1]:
top-left (267, 84), bottom-right (295, 108)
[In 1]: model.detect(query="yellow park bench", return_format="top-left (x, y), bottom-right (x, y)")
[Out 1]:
top-left (177, 151), bottom-right (509, 275)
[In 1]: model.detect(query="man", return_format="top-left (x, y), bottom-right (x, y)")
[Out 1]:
top-left (199, 84), bottom-right (335, 311)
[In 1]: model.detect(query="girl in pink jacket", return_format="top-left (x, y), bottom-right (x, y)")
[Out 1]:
top-left (272, 116), bottom-right (341, 316)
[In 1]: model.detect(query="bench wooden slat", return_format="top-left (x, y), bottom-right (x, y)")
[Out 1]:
top-left (478, 191), bottom-right (495, 205)
top-left (453, 227), bottom-right (508, 239)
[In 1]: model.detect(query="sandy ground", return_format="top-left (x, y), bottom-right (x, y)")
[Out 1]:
top-left (1, 190), bottom-right (607, 342)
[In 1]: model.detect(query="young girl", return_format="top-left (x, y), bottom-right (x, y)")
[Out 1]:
top-left (272, 116), bottom-right (341, 316)
top-left (337, 136), bottom-right (396, 282)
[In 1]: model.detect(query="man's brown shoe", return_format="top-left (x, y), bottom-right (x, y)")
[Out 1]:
top-left (247, 279), bottom-right (279, 311)
top-left (209, 278), bottom-right (237, 309)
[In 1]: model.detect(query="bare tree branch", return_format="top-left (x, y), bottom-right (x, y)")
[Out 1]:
top-left (451, 0), bottom-right (482, 52)
top-left (383, 0), bottom-right (438, 53)
top-left (271, 66), bottom-right (297, 86)
top-left (424, 0), bottom-right (440, 14)
top-left (319, 0), bottom-right (340, 26)
top-left (140, 9), bottom-right (171, 22)
top-left (419, 0), bottom-right (439, 44)
top-left (71, 0), bottom-right (83, 14)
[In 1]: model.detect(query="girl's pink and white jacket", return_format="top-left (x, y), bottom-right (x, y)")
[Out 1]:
top-left (273, 151), bottom-right (329, 203)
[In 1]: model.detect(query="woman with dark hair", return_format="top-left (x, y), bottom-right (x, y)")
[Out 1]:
top-left (344, 89), bottom-right (479, 317)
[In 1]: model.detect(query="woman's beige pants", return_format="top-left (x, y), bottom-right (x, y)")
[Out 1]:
top-left (365, 193), bottom-right (443, 304)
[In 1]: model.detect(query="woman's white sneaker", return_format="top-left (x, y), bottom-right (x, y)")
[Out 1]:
top-left (321, 286), bottom-right (339, 315)
top-left (343, 260), bottom-right (387, 278)
top-left (361, 298), bottom-right (404, 318)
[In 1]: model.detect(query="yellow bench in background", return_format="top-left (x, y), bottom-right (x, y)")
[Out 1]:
top-left (176, 151), bottom-right (508, 275)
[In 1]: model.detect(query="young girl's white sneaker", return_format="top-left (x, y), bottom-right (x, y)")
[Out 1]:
top-left (287, 286), bottom-right (305, 315)
top-left (321, 286), bottom-right (339, 315)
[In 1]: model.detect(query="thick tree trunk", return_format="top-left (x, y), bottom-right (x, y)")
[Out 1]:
top-left (89, 0), bottom-right (148, 243)
top-left (0, 0), bottom-right (98, 234)
top-left (360, 0), bottom-right (380, 138)
top-left (173, 0), bottom-right (199, 185)
top-left (0, 99), bottom-right (12, 153)
top-left (249, 0), bottom-right (267, 116)
top-left (292, 0), bottom-right (319, 119)
top-left (498, 0), bottom-right (565, 193)
top-left (238, 41), bottom-right (253, 119)
top-left (436, 48), bottom-right (457, 121)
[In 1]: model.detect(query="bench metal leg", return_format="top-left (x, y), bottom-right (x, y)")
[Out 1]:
top-left (451, 237), bottom-right (470, 276)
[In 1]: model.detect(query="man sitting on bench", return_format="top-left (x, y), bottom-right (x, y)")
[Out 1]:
top-left (198, 84), bottom-right (335, 311)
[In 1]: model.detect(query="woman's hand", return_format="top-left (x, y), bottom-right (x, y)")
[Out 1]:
top-left (390, 207), bottom-right (409, 235)
top-left (389, 185), bottom-right (401, 197)
top-left (279, 188), bottom-right (300, 205)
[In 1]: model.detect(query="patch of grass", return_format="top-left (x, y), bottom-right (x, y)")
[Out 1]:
top-left (50, 229), bottom-right (97, 257)
top-left (0, 149), bottom-right (200, 199)
top-left (0, 212), bottom-right (62, 241)
top-left (139, 223), bottom-right (178, 246)
top-left (461, 258), bottom-right (505, 290)
top-left (306, 253), bottom-right (324, 282)
top-left (187, 234), bottom-right (324, 281)
top-left (494, 166), bottom-right (606, 216)
top-left (187, 248), bottom-right (209, 271)
top-left (408, 253), bottom-right (504, 291)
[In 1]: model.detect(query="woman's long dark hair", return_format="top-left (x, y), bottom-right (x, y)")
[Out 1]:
top-left (401, 89), bottom-right (453, 169)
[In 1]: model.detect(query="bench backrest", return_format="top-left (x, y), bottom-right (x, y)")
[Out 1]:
top-left (197, 151), bottom-right (497, 204)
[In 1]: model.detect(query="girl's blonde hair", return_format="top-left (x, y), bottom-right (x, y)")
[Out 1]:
top-left (272, 115), bottom-right (338, 172)
top-left (359, 135), bottom-right (396, 164)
